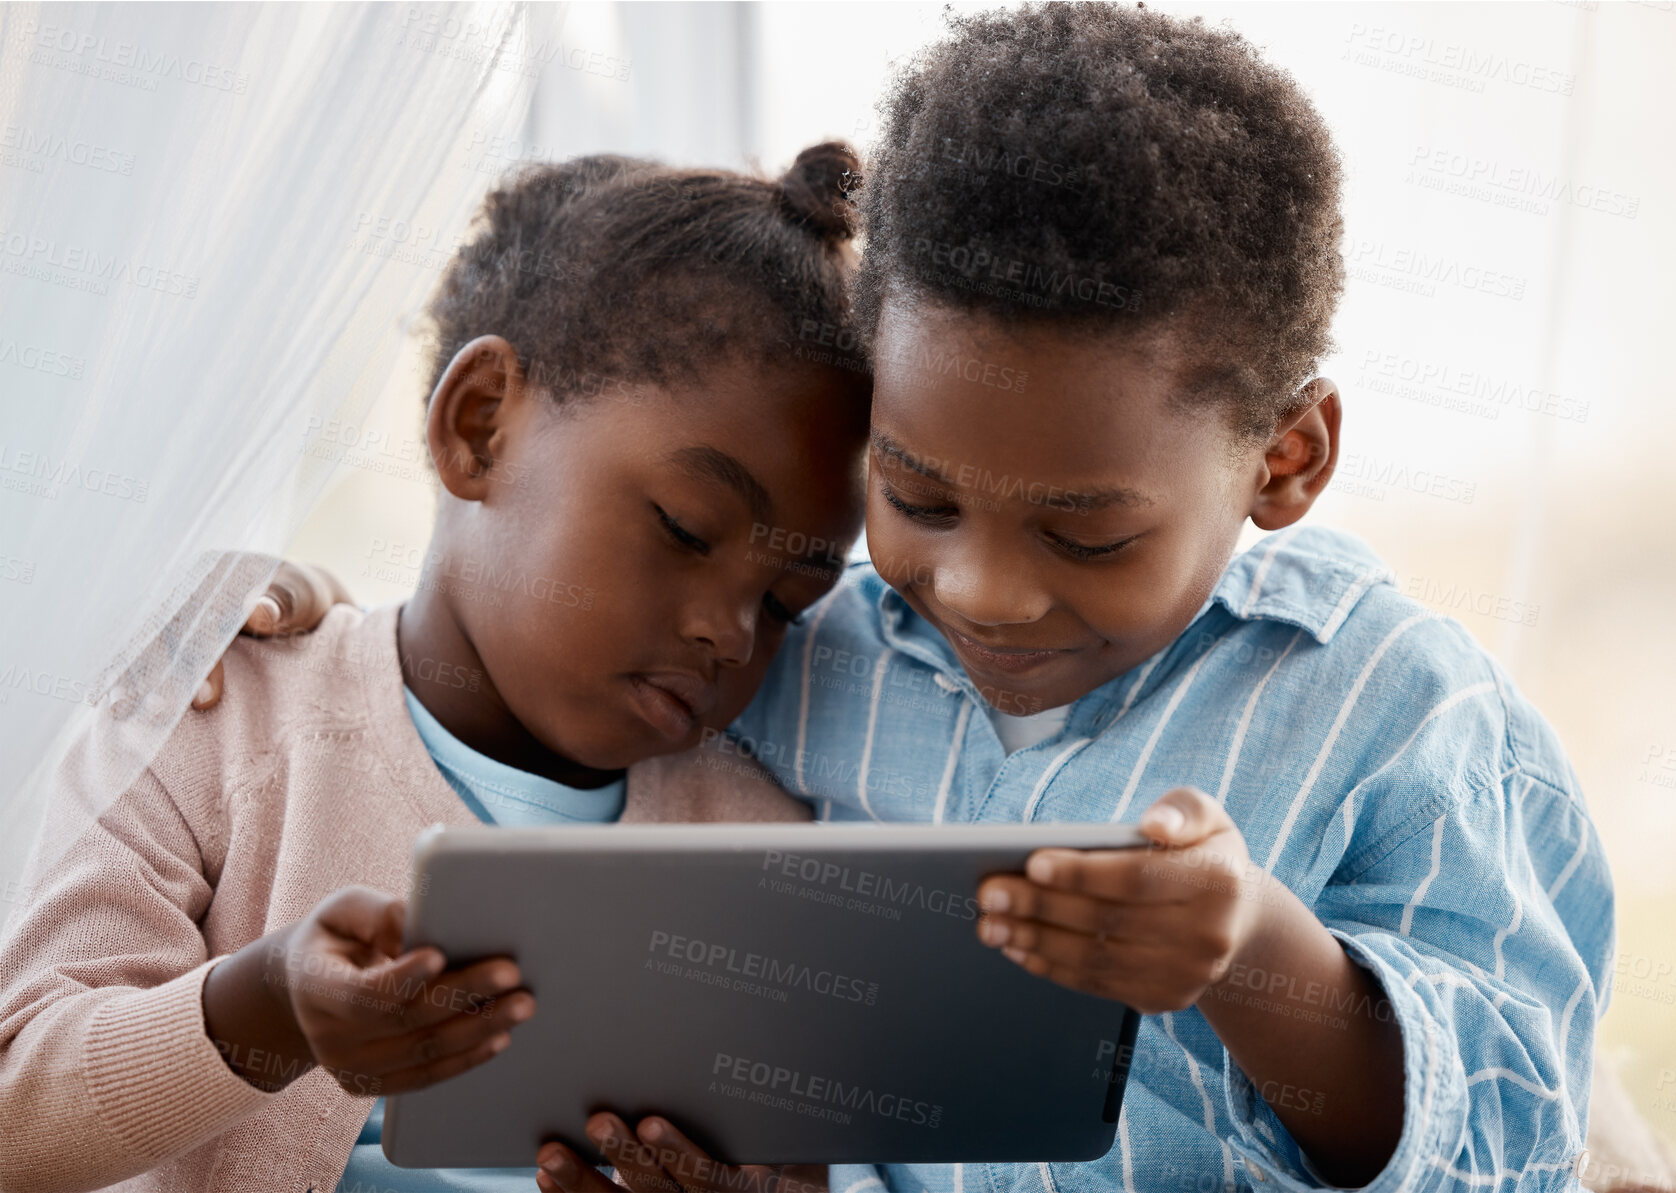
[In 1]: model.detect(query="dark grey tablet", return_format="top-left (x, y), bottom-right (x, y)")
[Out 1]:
top-left (383, 822), bottom-right (1146, 1169)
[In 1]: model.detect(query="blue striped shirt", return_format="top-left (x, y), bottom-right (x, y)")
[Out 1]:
top-left (730, 525), bottom-right (1613, 1193)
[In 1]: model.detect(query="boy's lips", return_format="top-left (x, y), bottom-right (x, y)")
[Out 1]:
top-left (627, 671), bottom-right (717, 742)
top-left (940, 624), bottom-right (1076, 676)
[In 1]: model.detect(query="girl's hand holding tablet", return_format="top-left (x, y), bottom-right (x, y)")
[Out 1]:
top-left (201, 885), bottom-right (536, 1096)
top-left (536, 1113), bottom-right (827, 1193)
top-left (975, 787), bottom-right (1266, 1015)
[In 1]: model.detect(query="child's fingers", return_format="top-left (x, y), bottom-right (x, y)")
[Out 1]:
top-left (637, 1115), bottom-right (777, 1193)
top-left (589, 1113), bottom-right (681, 1193)
top-left (355, 990), bottom-right (535, 1075)
top-left (537, 1141), bottom-right (622, 1193)
top-left (364, 956), bottom-right (525, 1035)
top-left (310, 886), bottom-right (407, 952)
top-left (979, 916), bottom-right (1129, 979)
top-left (977, 882), bottom-right (1150, 943)
top-left (190, 659), bottom-right (224, 710)
top-left (246, 561), bottom-right (349, 637)
top-left (370, 1026), bottom-right (513, 1096)
top-left (1017, 848), bottom-right (1180, 903)
top-left (1136, 786), bottom-right (1230, 848)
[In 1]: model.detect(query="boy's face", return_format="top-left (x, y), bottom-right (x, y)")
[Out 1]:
top-left (866, 300), bottom-right (1330, 714)
top-left (439, 349), bottom-right (867, 771)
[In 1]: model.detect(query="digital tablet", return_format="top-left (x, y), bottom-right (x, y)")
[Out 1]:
top-left (383, 822), bottom-right (1147, 1169)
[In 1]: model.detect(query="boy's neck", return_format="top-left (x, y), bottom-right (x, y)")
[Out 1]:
top-left (395, 593), bottom-right (626, 790)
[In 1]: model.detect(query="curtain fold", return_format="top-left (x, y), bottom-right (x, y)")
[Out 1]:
top-left (0, 0), bottom-right (538, 919)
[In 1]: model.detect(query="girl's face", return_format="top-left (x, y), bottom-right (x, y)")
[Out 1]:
top-left (441, 347), bottom-right (867, 771)
top-left (865, 300), bottom-right (1307, 714)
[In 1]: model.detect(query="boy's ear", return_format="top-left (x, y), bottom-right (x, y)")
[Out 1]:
top-left (425, 335), bottom-right (529, 502)
top-left (1248, 377), bottom-right (1340, 531)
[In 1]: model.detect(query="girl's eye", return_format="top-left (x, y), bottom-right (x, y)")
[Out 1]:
top-left (1049, 532), bottom-right (1140, 561)
top-left (762, 592), bottom-right (803, 626)
top-left (879, 481), bottom-right (957, 524)
top-left (655, 505), bottom-right (711, 555)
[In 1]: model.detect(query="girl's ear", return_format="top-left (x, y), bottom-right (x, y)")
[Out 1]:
top-left (425, 335), bottom-right (529, 502)
top-left (1249, 377), bottom-right (1341, 531)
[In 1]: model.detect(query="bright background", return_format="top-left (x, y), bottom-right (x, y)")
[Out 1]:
top-left (280, 1), bottom-right (1676, 1161)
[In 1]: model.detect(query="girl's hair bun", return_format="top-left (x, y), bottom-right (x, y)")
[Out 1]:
top-left (777, 141), bottom-right (863, 245)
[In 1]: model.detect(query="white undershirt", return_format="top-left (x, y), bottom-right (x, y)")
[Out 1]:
top-left (986, 702), bottom-right (1073, 754)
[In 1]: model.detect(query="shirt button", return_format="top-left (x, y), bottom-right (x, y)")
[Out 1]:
top-left (1243, 1157), bottom-right (1268, 1183)
top-left (1573, 1149), bottom-right (1590, 1179)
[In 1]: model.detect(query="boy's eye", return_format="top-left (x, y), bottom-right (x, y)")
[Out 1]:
top-left (655, 505), bottom-right (711, 555)
top-left (761, 591), bottom-right (803, 627)
top-left (1048, 532), bottom-right (1141, 561)
top-left (879, 480), bottom-right (958, 524)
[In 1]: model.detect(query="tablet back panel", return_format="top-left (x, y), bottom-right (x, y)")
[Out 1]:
top-left (384, 823), bottom-right (1144, 1168)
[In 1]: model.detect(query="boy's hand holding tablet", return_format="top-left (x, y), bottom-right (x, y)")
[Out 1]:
top-left (975, 787), bottom-right (1264, 1012)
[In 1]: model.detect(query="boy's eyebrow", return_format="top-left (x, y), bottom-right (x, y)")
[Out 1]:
top-left (870, 431), bottom-right (1153, 510)
top-left (669, 446), bottom-right (773, 523)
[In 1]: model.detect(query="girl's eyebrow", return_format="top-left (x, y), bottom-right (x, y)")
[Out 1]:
top-left (870, 431), bottom-right (1153, 510)
top-left (668, 445), bottom-right (773, 523)
top-left (872, 431), bottom-right (953, 484)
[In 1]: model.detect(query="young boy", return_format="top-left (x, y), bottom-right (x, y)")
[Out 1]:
top-left (539, 7), bottom-right (1611, 1193)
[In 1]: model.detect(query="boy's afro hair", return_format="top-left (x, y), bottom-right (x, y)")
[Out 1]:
top-left (856, 2), bottom-right (1346, 437)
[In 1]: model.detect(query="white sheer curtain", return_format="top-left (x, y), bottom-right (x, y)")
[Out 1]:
top-left (0, 1), bottom-right (541, 918)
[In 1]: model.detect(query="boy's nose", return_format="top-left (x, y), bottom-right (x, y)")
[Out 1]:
top-left (931, 557), bottom-right (1052, 628)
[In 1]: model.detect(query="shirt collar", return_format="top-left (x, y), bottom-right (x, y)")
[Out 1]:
top-left (1204, 525), bottom-right (1394, 645)
top-left (874, 524), bottom-right (1393, 692)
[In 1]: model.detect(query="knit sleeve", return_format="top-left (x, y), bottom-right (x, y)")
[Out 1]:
top-left (0, 767), bottom-right (275, 1193)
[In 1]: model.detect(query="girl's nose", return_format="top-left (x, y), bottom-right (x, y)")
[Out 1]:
top-left (682, 594), bottom-right (756, 668)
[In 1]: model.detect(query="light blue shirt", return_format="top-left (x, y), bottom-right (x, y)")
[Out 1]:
top-left (730, 525), bottom-right (1613, 1193)
top-left (338, 687), bottom-right (626, 1193)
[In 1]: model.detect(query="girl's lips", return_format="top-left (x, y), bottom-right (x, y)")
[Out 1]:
top-left (627, 676), bottom-right (699, 741)
top-left (941, 625), bottom-right (1074, 676)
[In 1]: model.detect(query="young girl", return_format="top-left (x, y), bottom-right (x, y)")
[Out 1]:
top-left (0, 145), bottom-right (870, 1193)
top-left (207, 7), bottom-right (1615, 1193)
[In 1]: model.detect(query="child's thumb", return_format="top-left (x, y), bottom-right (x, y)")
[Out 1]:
top-left (1138, 787), bottom-right (1221, 846)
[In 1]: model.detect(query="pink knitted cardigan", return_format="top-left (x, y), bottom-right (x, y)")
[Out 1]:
top-left (0, 604), bottom-right (807, 1193)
